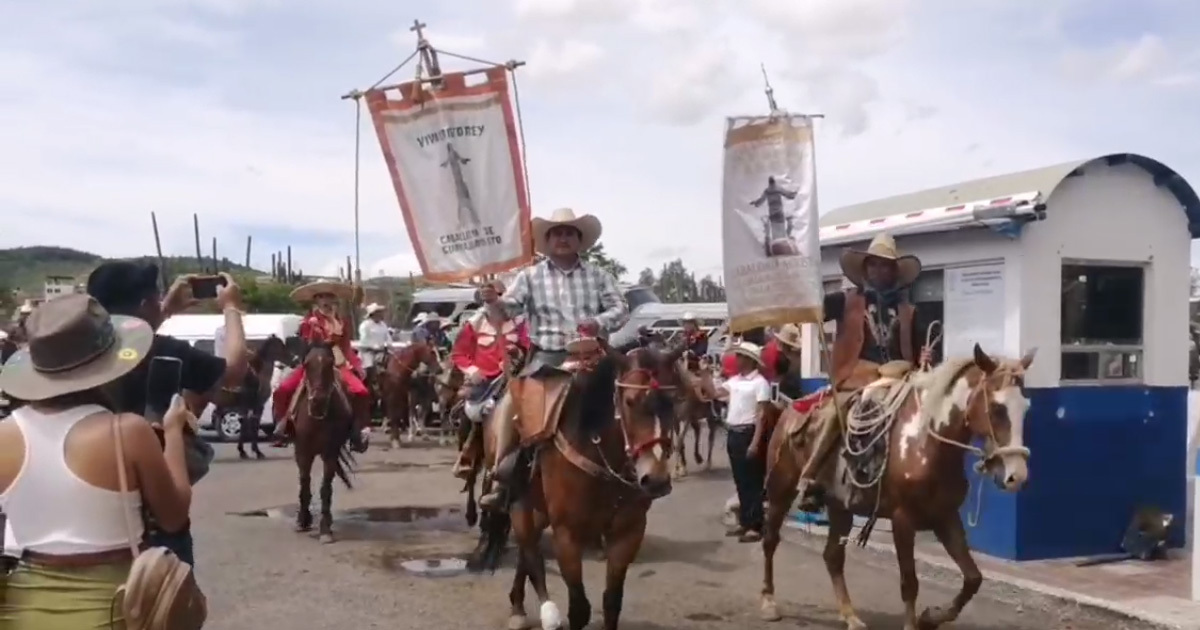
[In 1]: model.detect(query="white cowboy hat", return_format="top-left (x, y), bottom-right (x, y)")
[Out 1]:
top-left (681, 312), bottom-right (698, 322)
top-left (440, 319), bottom-right (453, 329)
top-left (532, 208), bottom-right (602, 255)
top-left (839, 233), bottom-right (922, 289)
top-left (290, 280), bottom-right (354, 303)
top-left (730, 341), bottom-right (764, 367)
top-left (412, 312), bottom-right (428, 324)
top-left (424, 312), bottom-right (441, 323)
top-left (775, 323), bottom-right (802, 350)
top-left (18, 301), bottom-right (34, 315)
top-left (365, 303), bottom-right (385, 315)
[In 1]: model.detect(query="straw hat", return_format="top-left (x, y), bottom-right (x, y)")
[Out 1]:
top-left (290, 280), bottom-right (354, 303)
top-left (730, 341), bottom-right (764, 367)
top-left (0, 294), bottom-right (153, 402)
top-left (532, 208), bottom-right (602, 255)
top-left (839, 233), bottom-right (922, 289)
top-left (775, 323), bottom-right (802, 350)
top-left (364, 303), bottom-right (385, 316)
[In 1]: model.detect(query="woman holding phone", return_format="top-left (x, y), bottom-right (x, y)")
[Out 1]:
top-left (0, 294), bottom-right (195, 629)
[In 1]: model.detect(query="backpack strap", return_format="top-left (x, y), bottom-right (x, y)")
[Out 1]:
top-left (111, 414), bottom-right (141, 559)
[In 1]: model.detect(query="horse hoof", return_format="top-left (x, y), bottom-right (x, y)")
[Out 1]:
top-left (917, 607), bottom-right (946, 629)
top-left (390, 439), bottom-right (401, 450)
top-left (538, 601), bottom-right (562, 629)
top-left (759, 596), bottom-right (781, 622)
top-left (319, 533), bottom-right (335, 544)
top-left (506, 614), bottom-right (528, 630)
top-left (294, 522), bottom-right (312, 533)
top-left (845, 615), bottom-right (868, 630)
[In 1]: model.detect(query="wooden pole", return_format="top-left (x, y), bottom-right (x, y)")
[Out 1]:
top-left (192, 214), bottom-right (203, 274)
top-left (150, 212), bottom-right (168, 293)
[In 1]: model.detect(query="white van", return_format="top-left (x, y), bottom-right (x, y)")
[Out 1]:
top-left (157, 313), bottom-right (303, 442)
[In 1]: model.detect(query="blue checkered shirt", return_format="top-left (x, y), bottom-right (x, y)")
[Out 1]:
top-left (502, 258), bottom-right (629, 351)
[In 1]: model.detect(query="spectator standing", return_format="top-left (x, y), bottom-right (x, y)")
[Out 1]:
top-left (715, 342), bottom-right (771, 543)
top-left (0, 294), bottom-right (194, 628)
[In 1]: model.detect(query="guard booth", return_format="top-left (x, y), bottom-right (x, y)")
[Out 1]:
top-left (799, 153), bottom-right (1198, 560)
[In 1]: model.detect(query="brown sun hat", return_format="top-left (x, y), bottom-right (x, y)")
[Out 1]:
top-left (0, 293), bottom-right (153, 402)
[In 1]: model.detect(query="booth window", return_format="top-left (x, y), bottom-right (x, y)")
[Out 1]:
top-left (1060, 264), bottom-right (1144, 382)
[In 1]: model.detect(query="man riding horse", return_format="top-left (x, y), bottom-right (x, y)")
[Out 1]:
top-left (679, 312), bottom-right (708, 371)
top-left (476, 207), bottom-right (629, 510)
top-left (450, 279), bottom-right (530, 479)
top-left (358, 303), bottom-right (391, 416)
top-left (795, 232), bottom-right (932, 512)
top-left (271, 280), bottom-right (372, 453)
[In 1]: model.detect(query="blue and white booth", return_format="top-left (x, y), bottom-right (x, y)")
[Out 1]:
top-left (798, 153), bottom-right (1197, 561)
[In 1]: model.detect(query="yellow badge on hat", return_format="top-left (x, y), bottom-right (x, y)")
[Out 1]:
top-left (118, 348), bottom-right (139, 362)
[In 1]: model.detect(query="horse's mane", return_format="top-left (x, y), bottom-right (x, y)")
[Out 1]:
top-left (562, 354), bottom-right (620, 439)
top-left (911, 356), bottom-right (975, 429)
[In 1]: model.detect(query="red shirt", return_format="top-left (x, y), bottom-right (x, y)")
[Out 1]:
top-left (451, 315), bottom-right (530, 379)
top-left (761, 338), bottom-right (781, 381)
top-left (300, 310), bottom-right (362, 371)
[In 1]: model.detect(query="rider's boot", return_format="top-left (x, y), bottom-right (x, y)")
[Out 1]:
top-left (478, 393), bottom-right (516, 510)
top-left (349, 396), bottom-right (371, 453)
top-left (795, 405), bottom-right (840, 512)
top-left (452, 423), bottom-right (480, 480)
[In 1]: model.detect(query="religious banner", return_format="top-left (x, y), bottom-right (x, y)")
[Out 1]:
top-left (365, 67), bottom-right (533, 282)
top-left (722, 114), bottom-right (823, 332)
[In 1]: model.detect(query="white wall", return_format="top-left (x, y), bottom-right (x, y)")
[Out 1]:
top-left (1018, 161), bottom-right (1191, 388)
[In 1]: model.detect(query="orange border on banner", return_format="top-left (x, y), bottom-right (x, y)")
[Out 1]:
top-left (364, 67), bottom-right (533, 283)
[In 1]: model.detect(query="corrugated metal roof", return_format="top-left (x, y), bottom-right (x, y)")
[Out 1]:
top-left (819, 153), bottom-right (1200, 237)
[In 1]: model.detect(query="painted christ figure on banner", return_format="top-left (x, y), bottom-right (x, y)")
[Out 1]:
top-left (442, 142), bottom-right (480, 226)
top-left (749, 176), bottom-right (799, 257)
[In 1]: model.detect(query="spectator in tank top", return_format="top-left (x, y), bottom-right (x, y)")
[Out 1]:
top-left (0, 294), bottom-right (194, 629)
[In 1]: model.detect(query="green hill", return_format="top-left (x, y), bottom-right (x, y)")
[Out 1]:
top-left (0, 246), bottom-right (265, 295)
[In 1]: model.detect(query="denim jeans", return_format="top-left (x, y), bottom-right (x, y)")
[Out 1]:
top-left (726, 427), bottom-right (765, 532)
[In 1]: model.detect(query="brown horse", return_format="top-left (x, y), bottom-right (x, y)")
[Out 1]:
top-left (381, 343), bottom-right (441, 449)
top-left (292, 342), bottom-right (357, 544)
top-left (672, 354), bottom-right (720, 477)
top-left (234, 335), bottom-right (290, 459)
top-left (479, 344), bottom-right (683, 630)
top-left (759, 344), bottom-right (1035, 629)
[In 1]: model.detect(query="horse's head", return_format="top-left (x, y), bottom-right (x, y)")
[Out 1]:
top-left (614, 347), bottom-right (682, 498)
top-left (303, 342), bottom-right (338, 394)
top-left (410, 342), bottom-right (443, 375)
top-left (965, 344), bottom-right (1036, 491)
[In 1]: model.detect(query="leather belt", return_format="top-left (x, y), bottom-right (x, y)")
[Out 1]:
top-left (22, 546), bottom-right (139, 568)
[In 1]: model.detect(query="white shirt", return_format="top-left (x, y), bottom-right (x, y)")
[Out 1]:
top-left (213, 325), bottom-right (226, 358)
top-left (358, 319), bottom-right (391, 368)
top-left (722, 370), bottom-right (770, 427)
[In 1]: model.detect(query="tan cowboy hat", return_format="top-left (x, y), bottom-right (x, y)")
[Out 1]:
top-left (532, 208), bottom-right (602, 255)
top-left (775, 323), bottom-right (802, 350)
top-left (290, 280), bottom-right (354, 303)
top-left (364, 303), bottom-right (385, 315)
top-left (839, 233), bottom-right (922, 289)
top-left (0, 294), bottom-right (153, 402)
top-left (730, 341), bottom-right (764, 367)
top-left (681, 311), bottom-right (698, 322)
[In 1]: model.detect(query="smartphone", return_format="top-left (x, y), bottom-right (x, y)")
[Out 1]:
top-left (144, 356), bottom-right (183, 424)
top-left (188, 275), bottom-right (226, 300)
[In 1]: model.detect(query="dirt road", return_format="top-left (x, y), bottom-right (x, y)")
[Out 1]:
top-left (192, 436), bottom-right (1149, 629)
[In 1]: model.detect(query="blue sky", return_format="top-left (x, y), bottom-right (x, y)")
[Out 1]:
top-left (3, 0), bottom-right (1199, 279)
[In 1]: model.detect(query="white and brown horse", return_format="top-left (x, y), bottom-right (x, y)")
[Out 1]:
top-left (760, 343), bottom-right (1035, 630)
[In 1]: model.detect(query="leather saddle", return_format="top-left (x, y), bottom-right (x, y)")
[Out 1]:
top-left (510, 375), bottom-right (572, 447)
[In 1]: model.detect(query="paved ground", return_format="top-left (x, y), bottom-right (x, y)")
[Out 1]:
top-left (194, 433), bottom-right (1153, 630)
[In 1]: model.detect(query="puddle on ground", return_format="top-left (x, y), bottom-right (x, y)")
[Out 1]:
top-left (230, 504), bottom-right (471, 541)
top-left (398, 557), bottom-right (468, 578)
top-left (684, 612), bottom-right (724, 622)
top-left (354, 461), bottom-right (452, 474)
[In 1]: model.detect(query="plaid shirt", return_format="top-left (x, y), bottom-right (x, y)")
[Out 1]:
top-left (502, 258), bottom-right (629, 351)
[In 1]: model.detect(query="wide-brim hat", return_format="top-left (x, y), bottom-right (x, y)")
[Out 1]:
top-left (775, 323), bottom-right (802, 350)
top-left (839, 233), bottom-right (922, 289)
top-left (730, 341), bottom-right (764, 367)
top-left (440, 319), bottom-right (454, 329)
top-left (681, 311), bottom-right (697, 322)
top-left (365, 303), bottom-right (385, 315)
top-left (290, 280), bottom-right (354, 303)
top-left (413, 312), bottom-right (428, 324)
top-left (532, 208), bottom-right (602, 255)
top-left (0, 294), bottom-right (153, 402)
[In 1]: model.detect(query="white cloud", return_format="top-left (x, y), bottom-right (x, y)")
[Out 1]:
top-left (523, 39), bottom-right (605, 83)
top-left (1059, 33), bottom-right (1197, 86)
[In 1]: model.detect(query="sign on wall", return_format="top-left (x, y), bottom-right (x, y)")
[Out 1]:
top-left (943, 263), bottom-right (1007, 359)
top-left (721, 114), bottom-right (823, 331)
top-left (365, 67), bottom-right (533, 282)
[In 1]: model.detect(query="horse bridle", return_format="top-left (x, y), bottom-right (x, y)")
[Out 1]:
top-left (304, 357), bottom-right (345, 421)
top-left (612, 367), bottom-right (676, 461)
top-left (926, 367), bottom-right (1031, 470)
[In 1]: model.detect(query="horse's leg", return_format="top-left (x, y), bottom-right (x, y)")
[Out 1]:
top-left (892, 510), bottom-right (921, 630)
top-left (705, 415), bottom-right (717, 471)
top-left (512, 505), bottom-right (559, 629)
top-left (294, 445), bottom-right (314, 532)
top-left (389, 386), bottom-right (405, 450)
top-left (672, 420), bottom-right (688, 478)
top-left (917, 515), bottom-right (981, 629)
top-left (691, 416), bottom-right (703, 465)
top-left (601, 515), bottom-right (647, 630)
top-left (825, 504), bottom-right (867, 629)
top-left (550, 526), bottom-right (587, 630)
top-left (759, 461), bottom-right (799, 621)
top-left (250, 410), bottom-right (264, 458)
top-left (507, 545), bottom-right (530, 630)
top-left (317, 452), bottom-right (337, 544)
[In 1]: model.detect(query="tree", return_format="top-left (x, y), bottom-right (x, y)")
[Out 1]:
top-left (237, 275), bottom-right (303, 314)
top-left (636, 268), bottom-right (656, 288)
top-left (578, 241), bottom-right (628, 280)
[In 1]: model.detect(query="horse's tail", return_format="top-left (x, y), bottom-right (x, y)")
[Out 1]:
top-left (467, 506), bottom-right (510, 574)
top-left (323, 406), bottom-right (357, 489)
